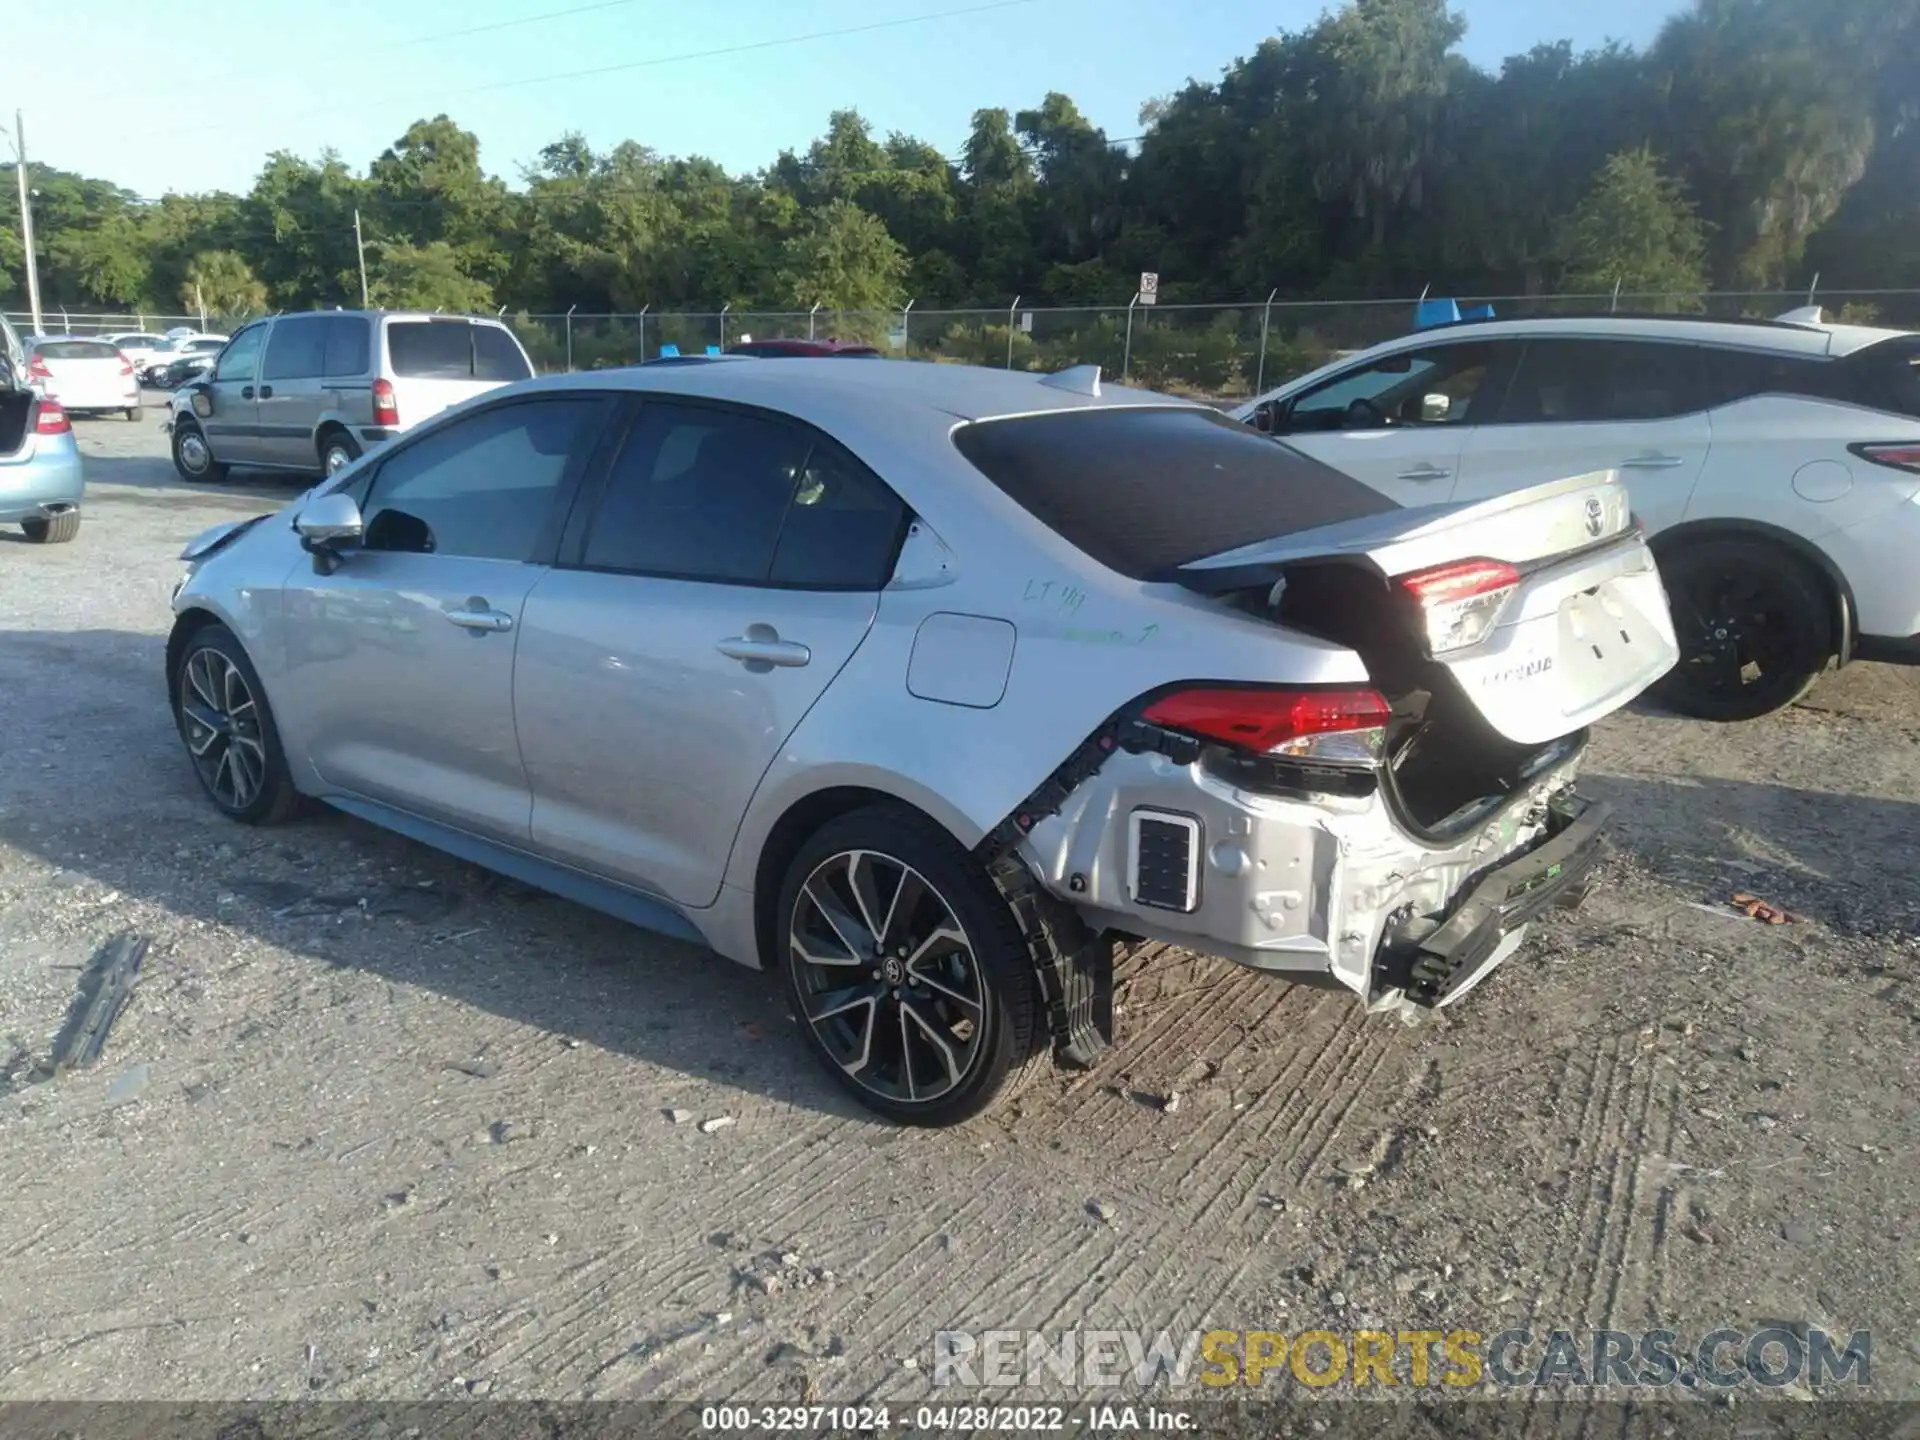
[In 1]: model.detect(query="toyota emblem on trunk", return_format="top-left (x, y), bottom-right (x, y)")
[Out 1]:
top-left (1584, 496), bottom-right (1606, 538)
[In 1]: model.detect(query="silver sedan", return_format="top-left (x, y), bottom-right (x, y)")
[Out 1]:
top-left (167, 360), bottom-right (1677, 1124)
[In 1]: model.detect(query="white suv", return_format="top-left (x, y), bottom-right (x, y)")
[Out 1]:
top-left (1235, 310), bottom-right (1920, 719)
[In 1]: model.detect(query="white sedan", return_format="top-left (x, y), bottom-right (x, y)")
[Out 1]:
top-left (27, 337), bottom-right (142, 420)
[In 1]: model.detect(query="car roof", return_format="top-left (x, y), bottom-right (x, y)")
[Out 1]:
top-left (523, 358), bottom-right (1186, 425)
top-left (1393, 312), bottom-right (1910, 359)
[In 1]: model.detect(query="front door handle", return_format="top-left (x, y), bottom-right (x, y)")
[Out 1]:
top-left (443, 599), bottom-right (514, 634)
top-left (240, 386), bottom-right (254, 400)
top-left (718, 625), bottom-right (811, 670)
top-left (1622, 453), bottom-right (1687, 470)
top-left (1396, 464), bottom-right (1452, 482)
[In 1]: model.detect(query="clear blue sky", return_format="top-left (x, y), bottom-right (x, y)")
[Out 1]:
top-left (13, 0), bottom-right (1687, 198)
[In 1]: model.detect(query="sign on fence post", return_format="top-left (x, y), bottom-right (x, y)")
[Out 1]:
top-left (1139, 272), bottom-right (1159, 307)
top-left (1019, 312), bottom-right (1033, 334)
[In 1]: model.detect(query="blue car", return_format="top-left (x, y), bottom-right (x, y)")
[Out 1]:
top-left (1, 319), bottom-right (86, 544)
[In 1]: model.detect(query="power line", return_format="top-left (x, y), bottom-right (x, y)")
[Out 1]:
top-left (159, 0), bottom-right (1051, 141)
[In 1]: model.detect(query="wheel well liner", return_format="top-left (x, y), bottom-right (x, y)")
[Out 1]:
top-left (1651, 518), bottom-right (1856, 664)
top-left (165, 607), bottom-right (224, 700)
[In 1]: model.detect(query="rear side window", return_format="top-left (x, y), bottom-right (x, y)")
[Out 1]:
top-left (262, 317), bottom-right (328, 380)
top-left (34, 340), bottom-right (119, 360)
top-left (1499, 340), bottom-right (1709, 423)
top-left (951, 406), bottom-right (1398, 581)
top-left (1842, 338), bottom-right (1920, 419)
top-left (1702, 348), bottom-right (1844, 407)
top-left (323, 316), bottom-right (370, 376)
top-left (473, 325), bottom-right (534, 381)
top-left (386, 321), bottom-right (532, 381)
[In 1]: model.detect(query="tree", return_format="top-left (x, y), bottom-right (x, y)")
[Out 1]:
top-left (369, 240), bottom-right (494, 312)
top-left (777, 200), bottom-right (907, 312)
top-left (1560, 148), bottom-right (1708, 299)
top-left (180, 250), bottom-right (266, 321)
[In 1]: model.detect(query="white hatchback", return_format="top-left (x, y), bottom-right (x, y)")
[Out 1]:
top-left (26, 337), bottom-right (142, 420)
top-left (1235, 311), bottom-right (1920, 719)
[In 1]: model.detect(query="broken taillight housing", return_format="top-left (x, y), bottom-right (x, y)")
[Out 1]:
top-left (1396, 557), bottom-right (1520, 655)
top-left (1143, 685), bottom-right (1392, 767)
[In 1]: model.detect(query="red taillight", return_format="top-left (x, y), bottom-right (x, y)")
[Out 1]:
top-left (1396, 557), bottom-right (1520, 604)
top-left (35, 401), bottom-right (71, 435)
top-left (1143, 686), bottom-right (1392, 754)
top-left (27, 356), bottom-right (51, 381)
top-left (1853, 443), bottom-right (1920, 474)
top-left (116, 350), bottom-right (135, 376)
top-left (1395, 556), bottom-right (1521, 655)
top-left (372, 378), bottom-right (399, 427)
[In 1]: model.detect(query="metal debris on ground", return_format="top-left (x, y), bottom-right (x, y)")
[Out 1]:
top-left (49, 932), bottom-right (151, 1072)
top-left (1729, 892), bottom-right (1802, 925)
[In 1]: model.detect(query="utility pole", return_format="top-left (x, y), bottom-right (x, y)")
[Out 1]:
top-left (10, 110), bottom-right (44, 337)
top-left (354, 208), bottom-right (369, 307)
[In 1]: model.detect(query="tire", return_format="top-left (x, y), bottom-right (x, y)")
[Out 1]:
top-left (21, 511), bottom-right (80, 544)
top-left (172, 419), bottom-right (230, 484)
top-left (774, 803), bottom-right (1042, 1126)
top-left (1654, 538), bottom-right (1833, 721)
top-left (318, 429), bottom-right (362, 477)
top-left (126, 406), bottom-right (143, 422)
top-left (171, 623), bottom-right (306, 825)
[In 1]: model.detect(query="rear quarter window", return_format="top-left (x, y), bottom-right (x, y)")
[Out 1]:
top-left (386, 321), bottom-right (475, 379)
top-left (1843, 338), bottom-right (1920, 419)
top-left (951, 406), bottom-right (1398, 581)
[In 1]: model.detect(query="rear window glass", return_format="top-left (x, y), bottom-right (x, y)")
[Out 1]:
top-left (386, 321), bottom-right (531, 381)
top-left (951, 407), bottom-right (1398, 581)
top-left (34, 340), bottom-right (120, 360)
top-left (1846, 338), bottom-right (1920, 418)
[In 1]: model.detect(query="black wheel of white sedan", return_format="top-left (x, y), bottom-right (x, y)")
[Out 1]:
top-left (172, 623), bottom-right (305, 824)
top-left (777, 805), bottom-right (1041, 1126)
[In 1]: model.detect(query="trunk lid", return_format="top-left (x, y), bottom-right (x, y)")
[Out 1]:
top-left (1176, 471), bottom-right (1679, 746)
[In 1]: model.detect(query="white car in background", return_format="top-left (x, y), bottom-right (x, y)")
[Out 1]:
top-left (104, 331), bottom-right (170, 373)
top-left (25, 336), bottom-right (142, 420)
top-left (1236, 310), bottom-right (1920, 719)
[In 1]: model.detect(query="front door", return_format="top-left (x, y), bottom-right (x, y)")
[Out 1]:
top-left (201, 322), bottom-right (270, 467)
top-left (1272, 340), bottom-right (1511, 506)
top-left (277, 394), bottom-right (613, 843)
top-left (515, 398), bottom-right (906, 908)
top-left (1454, 338), bottom-right (1713, 532)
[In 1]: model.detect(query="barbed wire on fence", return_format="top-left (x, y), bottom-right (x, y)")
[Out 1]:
top-left (11, 287), bottom-right (1916, 398)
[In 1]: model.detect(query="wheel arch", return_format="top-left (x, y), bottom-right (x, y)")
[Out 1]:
top-left (165, 605), bottom-right (228, 698)
top-left (747, 782), bottom-right (972, 973)
top-left (1651, 517), bottom-right (1857, 665)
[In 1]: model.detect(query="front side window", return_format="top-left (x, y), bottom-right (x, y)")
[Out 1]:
top-left (262, 316), bottom-right (328, 381)
top-left (213, 326), bottom-right (266, 382)
top-left (1499, 340), bottom-right (1708, 424)
top-left (360, 397), bottom-right (605, 562)
top-left (1284, 344), bottom-right (1499, 433)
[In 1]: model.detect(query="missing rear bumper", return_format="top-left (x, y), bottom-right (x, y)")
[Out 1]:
top-left (1390, 794), bottom-right (1611, 1007)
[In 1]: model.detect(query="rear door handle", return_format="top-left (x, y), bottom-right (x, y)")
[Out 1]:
top-left (718, 628), bottom-right (811, 669)
top-left (1396, 464), bottom-right (1452, 482)
top-left (1622, 453), bottom-right (1686, 470)
top-left (259, 384), bottom-right (274, 399)
top-left (443, 600), bottom-right (514, 633)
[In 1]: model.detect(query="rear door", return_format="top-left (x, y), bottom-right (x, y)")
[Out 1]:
top-left (382, 318), bottom-right (535, 431)
top-left (201, 323), bottom-right (269, 464)
top-left (1270, 341), bottom-right (1512, 505)
top-left (515, 397), bottom-right (904, 907)
top-left (277, 394), bottom-right (613, 842)
top-left (256, 313), bottom-right (331, 469)
top-left (1454, 338), bottom-right (1713, 532)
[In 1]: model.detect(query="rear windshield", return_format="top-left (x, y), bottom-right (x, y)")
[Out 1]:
top-left (951, 406), bottom-right (1398, 580)
top-left (34, 340), bottom-right (120, 360)
top-left (386, 321), bottom-right (532, 382)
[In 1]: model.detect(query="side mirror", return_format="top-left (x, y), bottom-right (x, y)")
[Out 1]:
top-left (296, 492), bottom-right (364, 574)
top-left (1420, 393), bottom-right (1452, 423)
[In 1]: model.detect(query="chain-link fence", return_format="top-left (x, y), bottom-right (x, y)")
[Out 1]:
top-left (16, 288), bottom-right (1920, 399)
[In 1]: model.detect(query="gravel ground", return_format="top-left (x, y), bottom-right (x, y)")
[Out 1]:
top-left (0, 408), bottom-right (1915, 1406)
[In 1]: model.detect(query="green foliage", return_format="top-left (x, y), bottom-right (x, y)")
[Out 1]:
top-left (0, 0), bottom-right (1914, 340)
top-left (1561, 148), bottom-right (1709, 299)
top-left (180, 250), bottom-right (266, 321)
